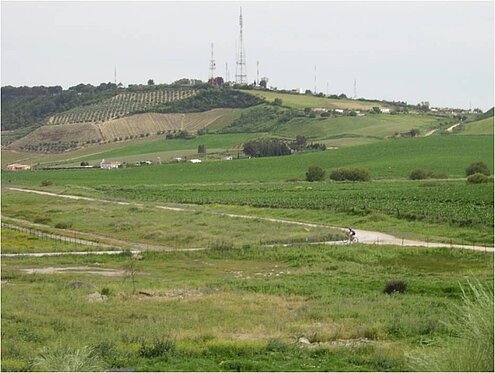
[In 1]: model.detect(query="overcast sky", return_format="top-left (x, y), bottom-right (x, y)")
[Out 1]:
top-left (2, 1), bottom-right (493, 109)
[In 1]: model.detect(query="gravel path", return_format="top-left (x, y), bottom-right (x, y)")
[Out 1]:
top-left (6, 187), bottom-right (494, 253)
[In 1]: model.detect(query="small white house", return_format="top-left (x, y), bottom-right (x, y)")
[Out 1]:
top-left (335, 109), bottom-right (344, 114)
top-left (174, 157), bottom-right (183, 162)
top-left (381, 108), bottom-right (391, 114)
top-left (100, 159), bottom-right (121, 169)
top-left (190, 159), bottom-right (202, 164)
top-left (223, 156), bottom-right (233, 161)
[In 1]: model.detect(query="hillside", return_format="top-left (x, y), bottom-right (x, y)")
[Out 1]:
top-left (456, 116), bottom-right (494, 136)
top-left (8, 109), bottom-right (242, 152)
top-left (241, 90), bottom-right (389, 110)
top-left (48, 89), bottom-right (199, 125)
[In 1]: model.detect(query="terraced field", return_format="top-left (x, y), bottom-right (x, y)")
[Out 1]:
top-left (48, 89), bottom-right (199, 125)
top-left (8, 109), bottom-right (242, 152)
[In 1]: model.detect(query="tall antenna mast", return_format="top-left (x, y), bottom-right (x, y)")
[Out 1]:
top-left (235, 7), bottom-right (247, 84)
top-left (256, 60), bottom-right (259, 86)
top-left (225, 62), bottom-right (229, 82)
top-left (353, 79), bottom-right (357, 99)
top-left (209, 43), bottom-right (216, 81)
top-left (314, 65), bottom-right (317, 94)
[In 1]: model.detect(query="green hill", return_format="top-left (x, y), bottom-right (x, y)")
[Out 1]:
top-left (457, 116), bottom-right (494, 135)
top-left (241, 90), bottom-right (388, 110)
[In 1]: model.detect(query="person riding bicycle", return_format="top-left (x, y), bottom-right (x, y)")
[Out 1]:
top-left (347, 227), bottom-right (356, 240)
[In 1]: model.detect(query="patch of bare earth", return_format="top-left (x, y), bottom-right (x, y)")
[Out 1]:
top-left (21, 266), bottom-right (134, 277)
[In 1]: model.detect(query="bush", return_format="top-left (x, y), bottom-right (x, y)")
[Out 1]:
top-left (466, 161), bottom-right (490, 176)
top-left (40, 179), bottom-right (53, 187)
top-left (329, 168), bottom-right (371, 182)
top-left (409, 169), bottom-right (431, 180)
top-left (383, 280), bottom-right (407, 294)
top-left (467, 173), bottom-right (491, 184)
top-left (55, 222), bottom-right (72, 229)
top-left (305, 166), bottom-right (325, 182)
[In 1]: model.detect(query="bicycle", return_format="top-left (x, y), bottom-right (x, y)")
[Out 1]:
top-left (346, 233), bottom-right (359, 244)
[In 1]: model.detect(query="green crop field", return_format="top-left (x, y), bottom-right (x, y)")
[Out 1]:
top-left (4, 136), bottom-right (492, 185)
top-left (457, 116), bottom-right (494, 136)
top-left (242, 90), bottom-right (387, 110)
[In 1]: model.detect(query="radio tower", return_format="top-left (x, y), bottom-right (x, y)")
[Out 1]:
top-left (256, 60), bottom-right (260, 86)
top-left (209, 43), bottom-right (216, 81)
top-left (353, 79), bottom-right (357, 99)
top-left (314, 65), bottom-right (317, 94)
top-left (235, 7), bottom-right (247, 84)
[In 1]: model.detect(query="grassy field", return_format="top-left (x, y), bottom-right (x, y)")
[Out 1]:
top-left (1, 190), bottom-right (342, 249)
top-left (242, 90), bottom-right (387, 111)
top-left (274, 114), bottom-right (442, 141)
top-left (4, 136), bottom-right (493, 185)
top-left (1, 244), bottom-right (492, 371)
top-left (457, 116), bottom-right (494, 136)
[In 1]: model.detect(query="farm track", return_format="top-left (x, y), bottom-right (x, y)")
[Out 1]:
top-left (6, 187), bottom-right (494, 253)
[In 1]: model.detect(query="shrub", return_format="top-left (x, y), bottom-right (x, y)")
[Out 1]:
top-left (383, 280), bottom-right (407, 294)
top-left (467, 173), bottom-right (491, 184)
top-left (305, 166), bottom-right (325, 182)
top-left (55, 222), bottom-right (72, 229)
top-left (466, 161), bottom-right (490, 176)
top-left (208, 240), bottom-right (234, 251)
top-left (100, 287), bottom-right (111, 296)
top-left (409, 169), bottom-right (431, 180)
top-left (40, 179), bottom-right (53, 187)
top-left (330, 168), bottom-right (371, 182)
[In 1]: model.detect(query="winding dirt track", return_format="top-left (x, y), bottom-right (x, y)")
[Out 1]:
top-left (5, 187), bottom-right (494, 253)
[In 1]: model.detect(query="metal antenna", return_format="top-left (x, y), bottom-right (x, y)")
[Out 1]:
top-left (256, 60), bottom-right (259, 86)
top-left (314, 65), bottom-right (317, 93)
top-left (225, 62), bottom-right (229, 82)
top-left (235, 7), bottom-right (247, 84)
top-left (353, 79), bottom-right (357, 99)
top-left (209, 43), bottom-right (216, 81)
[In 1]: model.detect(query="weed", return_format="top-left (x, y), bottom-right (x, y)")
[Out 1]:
top-left (139, 337), bottom-right (176, 358)
top-left (31, 344), bottom-right (106, 372)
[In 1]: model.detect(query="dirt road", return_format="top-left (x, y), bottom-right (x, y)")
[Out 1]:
top-left (6, 187), bottom-right (494, 253)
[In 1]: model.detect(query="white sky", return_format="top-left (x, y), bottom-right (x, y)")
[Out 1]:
top-left (1, 1), bottom-right (494, 109)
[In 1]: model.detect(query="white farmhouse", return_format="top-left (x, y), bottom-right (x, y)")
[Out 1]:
top-left (190, 159), bottom-right (202, 164)
top-left (381, 108), bottom-right (391, 114)
top-left (100, 159), bottom-right (121, 169)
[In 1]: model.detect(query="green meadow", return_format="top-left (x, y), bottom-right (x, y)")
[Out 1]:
top-left (2, 244), bottom-right (492, 371)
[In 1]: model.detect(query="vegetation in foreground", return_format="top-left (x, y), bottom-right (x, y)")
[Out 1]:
top-left (1, 242), bottom-right (492, 371)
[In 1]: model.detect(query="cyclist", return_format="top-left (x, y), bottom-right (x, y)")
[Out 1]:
top-left (347, 227), bottom-right (357, 242)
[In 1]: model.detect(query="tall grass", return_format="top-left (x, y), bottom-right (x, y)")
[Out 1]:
top-left (409, 280), bottom-right (494, 372)
top-left (31, 344), bottom-right (106, 372)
